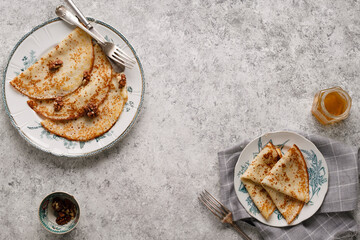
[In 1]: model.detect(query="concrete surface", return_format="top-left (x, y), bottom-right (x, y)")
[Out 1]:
top-left (0, 0), bottom-right (359, 239)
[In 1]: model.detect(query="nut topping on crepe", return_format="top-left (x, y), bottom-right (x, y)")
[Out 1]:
top-left (54, 97), bottom-right (64, 111)
top-left (49, 59), bottom-right (63, 71)
top-left (84, 103), bottom-right (98, 118)
top-left (118, 73), bottom-right (126, 89)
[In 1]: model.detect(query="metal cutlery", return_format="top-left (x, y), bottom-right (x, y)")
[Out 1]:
top-left (56, 5), bottom-right (135, 69)
top-left (199, 190), bottom-right (251, 240)
top-left (63, 0), bottom-right (127, 72)
top-left (64, 0), bottom-right (136, 68)
top-left (65, 0), bottom-right (96, 32)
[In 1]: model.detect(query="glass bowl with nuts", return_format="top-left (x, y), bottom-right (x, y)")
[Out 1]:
top-left (38, 192), bottom-right (80, 234)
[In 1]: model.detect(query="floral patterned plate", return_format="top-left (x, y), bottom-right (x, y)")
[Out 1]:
top-left (2, 18), bottom-right (144, 157)
top-left (234, 131), bottom-right (328, 227)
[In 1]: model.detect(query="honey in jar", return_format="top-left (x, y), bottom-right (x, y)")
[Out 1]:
top-left (311, 86), bottom-right (351, 125)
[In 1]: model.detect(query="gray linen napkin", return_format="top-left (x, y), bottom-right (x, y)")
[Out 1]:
top-left (218, 132), bottom-right (359, 240)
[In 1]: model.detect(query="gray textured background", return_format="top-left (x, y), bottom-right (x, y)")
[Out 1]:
top-left (0, 0), bottom-right (359, 239)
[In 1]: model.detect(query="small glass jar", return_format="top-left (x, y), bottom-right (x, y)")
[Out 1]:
top-left (311, 86), bottom-right (351, 125)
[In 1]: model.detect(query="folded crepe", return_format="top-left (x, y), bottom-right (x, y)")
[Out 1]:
top-left (241, 142), bottom-right (281, 219)
top-left (263, 186), bottom-right (304, 224)
top-left (28, 44), bottom-right (112, 120)
top-left (261, 145), bottom-right (307, 224)
top-left (41, 72), bottom-right (128, 141)
top-left (262, 144), bottom-right (310, 203)
top-left (241, 179), bottom-right (277, 219)
top-left (10, 28), bottom-right (94, 99)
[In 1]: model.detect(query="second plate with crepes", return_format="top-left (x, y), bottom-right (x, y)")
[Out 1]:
top-left (234, 131), bottom-right (329, 227)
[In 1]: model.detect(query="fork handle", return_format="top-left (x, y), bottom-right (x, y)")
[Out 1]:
top-left (64, 0), bottom-right (92, 29)
top-left (230, 223), bottom-right (252, 240)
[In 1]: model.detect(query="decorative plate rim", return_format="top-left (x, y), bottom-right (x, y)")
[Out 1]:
top-left (234, 131), bottom-right (329, 227)
top-left (2, 17), bottom-right (145, 158)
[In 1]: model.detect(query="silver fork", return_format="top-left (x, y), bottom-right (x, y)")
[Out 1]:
top-left (199, 190), bottom-right (252, 240)
top-left (55, 5), bottom-right (136, 69)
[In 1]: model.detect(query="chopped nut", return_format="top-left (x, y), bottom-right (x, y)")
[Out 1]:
top-left (52, 197), bottom-right (77, 226)
top-left (49, 59), bottom-right (63, 71)
top-left (56, 215), bottom-right (71, 225)
top-left (84, 103), bottom-right (98, 118)
top-left (82, 71), bottom-right (90, 85)
top-left (51, 198), bottom-right (63, 212)
top-left (54, 97), bottom-right (64, 111)
top-left (118, 73), bottom-right (126, 88)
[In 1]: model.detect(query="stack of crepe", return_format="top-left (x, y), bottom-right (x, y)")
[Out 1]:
top-left (241, 143), bottom-right (309, 224)
top-left (10, 28), bottom-right (128, 141)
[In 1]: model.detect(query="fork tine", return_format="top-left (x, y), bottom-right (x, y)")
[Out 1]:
top-left (202, 191), bottom-right (228, 216)
top-left (114, 49), bottom-right (136, 64)
top-left (205, 190), bottom-right (230, 212)
top-left (114, 51), bottom-right (136, 64)
top-left (200, 192), bottom-right (226, 218)
top-left (198, 195), bottom-right (222, 220)
top-left (114, 47), bottom-right (136, 63)
top-left (110, 54), bottom-right (134, 69)
top-left (200, 190), bottom-right (252, 240)
top-left (114, 52), bottom-right (135, 66)
top-left (111, 53), bottom-right (133, 67)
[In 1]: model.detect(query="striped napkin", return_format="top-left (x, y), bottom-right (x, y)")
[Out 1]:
top-left (218, 132), bottom-right (359, 240)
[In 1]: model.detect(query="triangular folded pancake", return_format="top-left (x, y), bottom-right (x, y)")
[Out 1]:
top-left (263, 186), bottom-right (304, 224)
top-left (10, 28), bottom-right (94, 99)
top-left (241, 142), bottom-right (281, 219)
top-left (27, 44), bottom-right (111, 120)
top-left (242, 179), bottom-right (277, 219)
top-left (262, 146), bottom-right (305, 224)
top-left (261, 144), bottom-right (309, 203)
top-left (41, 72), bottom-right (128, 141)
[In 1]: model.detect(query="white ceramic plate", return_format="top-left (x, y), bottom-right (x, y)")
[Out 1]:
top-left (2, 18), bottom-right (145, 157)
top-left (234, 131), bottom-right (329, 227)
